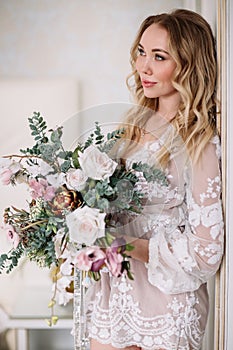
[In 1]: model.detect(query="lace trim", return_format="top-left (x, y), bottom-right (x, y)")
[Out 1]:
top-left (87, 276), bottom-right (204, 350)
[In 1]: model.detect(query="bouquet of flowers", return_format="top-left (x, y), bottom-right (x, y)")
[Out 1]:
top-left (0, 112), bottom-right (168, 323)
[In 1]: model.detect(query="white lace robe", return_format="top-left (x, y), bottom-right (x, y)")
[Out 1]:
top-left (85, 136), bottom-right (224, 350)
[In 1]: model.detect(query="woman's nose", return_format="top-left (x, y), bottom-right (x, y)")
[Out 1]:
top-left (139, 57), bottom-right (153, 75)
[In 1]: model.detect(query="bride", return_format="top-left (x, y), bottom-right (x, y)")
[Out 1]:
top-left (83, 9), bottom-right (224, 350)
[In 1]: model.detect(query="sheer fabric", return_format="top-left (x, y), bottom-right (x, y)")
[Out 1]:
top-left (85, 136), bottom-right (224, 350)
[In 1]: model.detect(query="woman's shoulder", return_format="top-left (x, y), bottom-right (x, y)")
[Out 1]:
top-left (208, 134), bottom-right (221, 160)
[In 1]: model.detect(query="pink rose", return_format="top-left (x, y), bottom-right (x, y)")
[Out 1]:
top-left (43, 185), bottom-right (56, 201)
top-left (105, 247), bottom-right (123, 277)
top-left (5, 224), bottom-right (20, 248)
top-left (75, 247), bottom-right (106, 272)
top-left (29, 178), bottom-right (44, 198)
top-left (29, 178), bottom-right (55, 201)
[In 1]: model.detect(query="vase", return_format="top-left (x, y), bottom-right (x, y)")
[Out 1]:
top-left (73, 268), bottom-right (90, 350)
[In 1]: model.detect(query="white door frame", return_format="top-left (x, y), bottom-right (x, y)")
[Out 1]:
top-left (223, 0), bottom-right (233, 347)
top-left (215, 0), bottom-right (233, 349)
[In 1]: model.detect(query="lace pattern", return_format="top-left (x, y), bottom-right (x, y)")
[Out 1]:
top-left (147, 139), bottom-right (224, 294)
top-left (87, 275), bottom-right (205, 350)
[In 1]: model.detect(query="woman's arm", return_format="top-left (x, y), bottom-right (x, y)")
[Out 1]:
top-left (146, 137), bottom-right (224, 293)
top-left (124, 237), bottom-right (149, 263)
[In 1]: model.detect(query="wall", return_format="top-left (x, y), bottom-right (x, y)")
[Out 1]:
top-left (0, 0), bottom-right (182, 110)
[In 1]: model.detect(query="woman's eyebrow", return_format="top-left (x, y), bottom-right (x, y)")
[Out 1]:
top-left (138, 43), bottom-right (169, 55)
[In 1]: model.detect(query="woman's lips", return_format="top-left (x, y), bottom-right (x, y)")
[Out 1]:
top-left (141, 79), bottom-right (158, 88)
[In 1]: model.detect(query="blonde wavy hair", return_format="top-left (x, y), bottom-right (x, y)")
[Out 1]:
top-left (119, 9), bottom-right (218, 167)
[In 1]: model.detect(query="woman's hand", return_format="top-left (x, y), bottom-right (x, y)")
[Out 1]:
top-left (124, 236), bottom-right (149, 263)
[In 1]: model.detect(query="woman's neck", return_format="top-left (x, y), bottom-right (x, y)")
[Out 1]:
top-left (157, 93), bottom-right (181, 121)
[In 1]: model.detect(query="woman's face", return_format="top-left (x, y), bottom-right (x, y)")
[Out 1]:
top-left (135, 23), bottom-right (177, 101)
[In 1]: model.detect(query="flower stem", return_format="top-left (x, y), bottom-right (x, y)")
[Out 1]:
top-left (3, 154), bottom-right (41, 160)
top-left (20, 219), bottom-right (48, 231)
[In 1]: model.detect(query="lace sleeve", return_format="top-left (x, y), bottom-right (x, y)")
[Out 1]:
top-left (147, 137), bottom-right (224, 294)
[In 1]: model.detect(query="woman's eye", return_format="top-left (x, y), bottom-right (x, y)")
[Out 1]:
top-left (154, 54), bottom-right (165, 61)
top-left (137, 48), bottom-right (146, 56)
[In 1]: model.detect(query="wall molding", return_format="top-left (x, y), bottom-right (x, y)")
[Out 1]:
top-left (224, 0), bottom-right (233, 347)
top-left (215, 0), bottom-right (233, 348)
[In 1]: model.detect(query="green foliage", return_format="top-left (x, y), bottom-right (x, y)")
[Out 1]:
top-left (107, 128), bottom-right (125, 141)
top-left (83, 122), bottom-right (102, 149)
top-left (83, 189), bottom-right (97, 207)
top-left (72, 145), bottom-right (81, 168)
top-left (1, 204), bottom-right (59, 273)
top-left (88, 270), bottom-right (101, 281)
top-left (20, 112), bottom-right (48, 156)
top-left (0, 244), bottom-right (24, 274)
top-left (121, 259), bottom-right (134, 280)
top-left (83, 122), bottom-right (125, 153)
top-left (29, 111), bottom-right (47, 142)
top-left (60, 159), bottom-right (72, 172)
top-left (108, 165), bottom-right (143, 211)
top-left (93, 122), bottom-right (105, 145)
top-left (132, 162), bottom-right (169, 187)
top-left (111, 164), bottom-right (138, 186)
top-left (80, 160), bottom-right (159, 213)
top-left (26, 226), bottom-right (57, 268)
top-left (20, 112), bottom-right (69, 172)
top-left (50, 127), bottom-right (63, 144)
top-left (100, 127), bottom-right (125, 153)
top-left (95, 180), bottom-right (115, 197)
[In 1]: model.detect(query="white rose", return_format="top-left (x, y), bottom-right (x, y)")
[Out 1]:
top-left (27, 159), bottom-right (53, 177)
top-left (0, 158), bottom-right (11, 169)
top-left (66, 206), bottom-right (106, 245)
top-left (9, 161), bottom-right (22, 174)
top-left (47, 173), bottom-right (66, 187)
top-left (78, 145), bottom-right (117, 181)
top-left (66, 168), bottom-right (88, 191)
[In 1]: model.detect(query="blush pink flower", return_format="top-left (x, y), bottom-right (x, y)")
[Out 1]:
top-left (0, 160), bottom-right (22, 185)
top-left (105, 247), bottom-right (123, 277)
top-left (0, 168), bottom-right (13, 185)
top-left (5, 224), bottom-right (20, 248)
top-left (75, 247), bottom-right (106, 272)
top-left (29, 178), bottom-right (56, 201)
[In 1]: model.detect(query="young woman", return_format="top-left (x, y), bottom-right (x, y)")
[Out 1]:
top-left (85, 9), bottom-right (224, 350)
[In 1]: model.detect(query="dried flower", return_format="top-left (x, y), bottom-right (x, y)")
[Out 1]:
top-left (49, 186), bottom-right (83, 216)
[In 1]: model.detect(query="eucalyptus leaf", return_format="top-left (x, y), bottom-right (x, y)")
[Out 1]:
top-left (84, 189), bottom-right (97, 207)
top-left (72, 146), bottom-right (81, 168)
